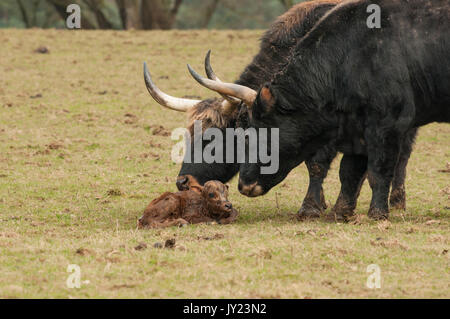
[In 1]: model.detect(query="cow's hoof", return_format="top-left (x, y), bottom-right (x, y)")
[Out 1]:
top-left (368, 208), bottom-right (389, 220)
top-left (320, 198), bottom-right (328, 210)
top-left (325, 210), bottom-right (354, 223)
top-left (320, 190), bottom-right (328, 210)
top-left (327, 201), bottom-right (355, 223)
top-left (390, 188), bottom-right (406, 210)
top-left (297, 206), bottom-right (322, 220)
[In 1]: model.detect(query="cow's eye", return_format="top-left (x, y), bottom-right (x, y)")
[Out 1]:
top-left (209, 193), bottom-right (215, 198)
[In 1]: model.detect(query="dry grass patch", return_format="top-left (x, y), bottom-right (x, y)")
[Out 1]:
top-left (0, 29), bottom-right (448, 298)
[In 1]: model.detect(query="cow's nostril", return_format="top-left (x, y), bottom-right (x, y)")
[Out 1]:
top-left (176, 176), bottom-right (189, 190)
top-left (225, 203), bottom-right (232, 210)
top-left (238, 180), bottom-right (263, 197)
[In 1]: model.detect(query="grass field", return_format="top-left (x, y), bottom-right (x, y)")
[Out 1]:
top-left (0, 29), bottom-right (449, 299)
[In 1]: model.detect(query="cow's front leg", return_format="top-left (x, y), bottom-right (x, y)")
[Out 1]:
top-left (328, 154), bottom-right (368, 222)
top-left (367, 171), bottom-right (393, 220)
top-left (367, 132), bottom-right (403, 220)
top-left (389, 128), bottom-right (417, 210)
top-left (297, 159), bottom-right (332, 220)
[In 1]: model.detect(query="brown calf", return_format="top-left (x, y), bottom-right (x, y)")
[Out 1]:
top-left (138, 181), bottom-right (238, 229)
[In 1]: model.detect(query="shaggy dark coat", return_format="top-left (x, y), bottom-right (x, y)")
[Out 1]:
top-left (178, 0), bottom-right (418, 219)
top-left (239, 0), bottom-right (449, 220)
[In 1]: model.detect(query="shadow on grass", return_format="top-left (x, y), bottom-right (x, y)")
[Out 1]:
top-left (98, 203), bottom-right (449, 231)
top-left (235, 205), bottom-right (450, 227)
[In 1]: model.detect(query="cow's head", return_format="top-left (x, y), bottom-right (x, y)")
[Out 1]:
top-left (238, 84), bottom-right (324, 196)
top-left (185, 65), bottom-right (337, 197)
top-left (144, 51), bottom-right (246, 191)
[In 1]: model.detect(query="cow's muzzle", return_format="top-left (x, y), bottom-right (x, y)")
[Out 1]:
top-left (238, 180), bottom-right (264, 197)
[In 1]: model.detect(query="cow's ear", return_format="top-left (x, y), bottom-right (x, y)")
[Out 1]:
top-left (255, 84), bottom-right (275, 116)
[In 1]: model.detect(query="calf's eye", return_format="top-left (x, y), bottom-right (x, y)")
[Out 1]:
top-left (209, 193), bottom-right (215, 198)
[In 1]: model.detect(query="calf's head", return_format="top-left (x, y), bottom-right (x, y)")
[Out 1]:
top-left (202, 180), bottom-right (233, 217)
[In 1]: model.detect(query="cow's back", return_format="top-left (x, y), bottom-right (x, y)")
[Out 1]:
top-left (236, 0), bottom-right (341, 90)
top-left (291, 0), bottom-right (450, 127)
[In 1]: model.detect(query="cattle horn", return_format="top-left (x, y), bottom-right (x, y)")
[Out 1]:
top-left (204, 50), bottom-right (241, 105)
top-left (187, 64), bottom-right (257, 107)
top-left (204, 51), bottom-right (241, 114)
top-left (144, 62), bottom-right (201, 112)
top-left (204, 50), bottom-right (221, 82)
top-left (205, 50), bottom-right (232, 86)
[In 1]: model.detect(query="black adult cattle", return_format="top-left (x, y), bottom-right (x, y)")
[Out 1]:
top-left (144, 0), bottom-right (418, 219)
top-left (190, 0), bottom-right (449, 220)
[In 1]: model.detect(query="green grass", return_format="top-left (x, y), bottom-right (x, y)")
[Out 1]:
top-left (0, 29), bottom-right (448, 298)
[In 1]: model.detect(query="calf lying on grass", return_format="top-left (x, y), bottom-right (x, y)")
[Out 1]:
top-left (138, 181), bottom-right (238, 228)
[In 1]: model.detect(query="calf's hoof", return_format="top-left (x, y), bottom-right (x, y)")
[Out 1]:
top-left (368, 207), bottom-right (389, 220)
top-left (390, 188), bottom-right (406, 210)
top-left (175, 218), bottom-right (189, 227)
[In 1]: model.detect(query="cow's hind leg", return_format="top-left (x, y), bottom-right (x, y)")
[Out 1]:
top-left (297, 151), bottom-right (335, 220)
top-left (328, 154), bottom-right (368, 222)
top-left (389, 128), bottom-right (417, 210)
